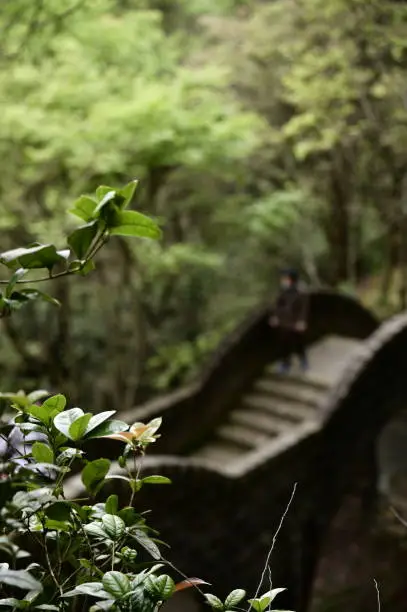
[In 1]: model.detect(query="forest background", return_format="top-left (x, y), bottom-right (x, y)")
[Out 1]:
top-left (1, 0), bottom-right (407, 412)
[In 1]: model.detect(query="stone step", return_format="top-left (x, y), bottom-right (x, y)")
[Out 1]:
top-left (242, 394), bottom-right (316, 422)
top-left (193, 441), bottom-right (242, 464)
top-left (254, 378), bottom-right (324, 407)
top-left (216, 423), bottom-right (271, 449)
top-left (264, 368), bottom-right (332, 392)
top-left (230, 409), bottom-right (291, 436)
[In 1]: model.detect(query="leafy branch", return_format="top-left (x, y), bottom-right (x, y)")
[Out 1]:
top-left (0, 180), bottom-right (161, 318)
top-left (0, 389), bottom-right (290, 611)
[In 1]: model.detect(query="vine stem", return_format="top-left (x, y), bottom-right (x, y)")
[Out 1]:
top-left (374, 579), bottom-right (381, 612)
top-left (0, 232), bottom-right (108, 285)
top-left (128, 446), bottom-right (144, 507)
top-left (41, 528), bottom-right (64, 597)
top-left (0, 270), bottom-right (72, 285)
top-left (249, 482), bottom-right (297, 610)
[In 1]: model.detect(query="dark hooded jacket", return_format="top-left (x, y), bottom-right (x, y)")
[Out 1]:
top-left (274, 284), bottom-right (309, 330)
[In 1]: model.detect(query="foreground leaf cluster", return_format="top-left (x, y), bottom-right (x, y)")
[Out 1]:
top-left (0, 183), bottom-right (291, 612)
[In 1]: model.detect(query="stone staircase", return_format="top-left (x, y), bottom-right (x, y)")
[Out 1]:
top-left (192, 335), bottom-right (361, 467)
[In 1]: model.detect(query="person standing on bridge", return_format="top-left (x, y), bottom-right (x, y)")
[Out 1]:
top-left (269, 268), bottom-right (309, 374)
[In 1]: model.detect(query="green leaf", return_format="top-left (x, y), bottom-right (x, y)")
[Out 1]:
top-left (119, 180), bottom-right (139, 208)
top-left (3, 289), bottom-right (60, 311)
top-left (84, 522), bottom-right (107, 539)
top-left (248, 590), bottom-right (287, 612)
top-left (263, 588), bottom-right (286, 603)
top-left (54, 432), bottom-right (68, 448)
top-left (12, 488), bottom-right (54, 511)
top-left (0, 569), bottom-right (42, 592)
top-left (45, 519), bottom-right (71, 532)
top-left (32, 442), bottom-right (54, 464)
top-left (35, 606), bottom-right (59, 610)
top-left (0, 540), bottom-right (27, 559)
top-left (85, 411), bottom-right (116, 436)
top-left (69, 413), bottom-right (92, 441)
top-left (69, 195), bottom-right (98, 222)
top-left (54, 408), bottom-right (84, 439)
top-left (63, 582), bottom-right (112, 599)
top-left (144, 417), bottom-right (162, 435)
top-left (26, 462), bottom-right (62, 476)
top-left (68, 221), bottom-right (98, 259)
top-left (78, 260), bottom-right (96, 276)
top-left (118, 507), bottom-right (140, 526)
top-left (93, 190), bottom-right (119, 221)
top-left (142, 475), bottom-right (171, 485)
top-left (56, 447), bottom-right (84, 465)
top-left (20, 289), bottom-right (61, 306)
top-left (16, 421), bottom-right (43, 434)
top-left (133, 530), bottom-right (161, 560)
top-left (105, 495), bottom-right (118, 515)
top-left (84, 419), bottom-right (129, 439)
top-left (5, 268), bottom-right (28, 297)
top-left (101, 515), bottom-right (125, 540)
top-left (110, 210), bottom-right (162, 239)
top-left (0, 245), bottom-right (69, 270)
top-left (204, 594), bottom-right (224, 610)
top-left (0, 599), bottom-right (21, 607)
top-left (26, 404), bottom-right (50, 424)
top-left (102, 572), bottom-right (131, 599)
top-left (45, 502), bottom-right (72, 521)
top-left (0, 391), bottom-right (29, 407)
top-left (225, 590), bottom-right (246, 608)
top-left (247, 601), bottom-right (265, 612)
top-left (17, 289), bottom-right (60, 307)
top-left (127, 588), bottom-right (149, 610)
top-left (79, 559), bottom-right (93, 571)
top-left (145, 575), bottom-right (174, 601)
top-left (42, 394), bottom-right (66, 415)
top-left (96, 186), bottom-right (114, 202)
top-left (81, 459), bottom-right (110, 495)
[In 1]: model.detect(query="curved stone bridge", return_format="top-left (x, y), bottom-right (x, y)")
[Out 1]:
top-left (67, 292), bottom-right (407, 611)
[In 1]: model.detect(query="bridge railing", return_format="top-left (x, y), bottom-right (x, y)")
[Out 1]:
top-left (86, 290), bottom-right (377, 462)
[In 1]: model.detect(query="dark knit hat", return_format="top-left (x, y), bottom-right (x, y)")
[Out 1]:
top-left (279, 268), bottom-right (299, 283)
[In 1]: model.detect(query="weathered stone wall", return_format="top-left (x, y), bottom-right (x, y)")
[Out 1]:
top-left (317, 314), bottom-right (407, 514)
top-left (308, 317), bottom-right (407, 611)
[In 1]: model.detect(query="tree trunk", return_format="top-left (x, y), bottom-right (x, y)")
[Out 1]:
top-left (381, 228), bottom-right (398, 305)
top-left (398, 176), bottom-right (407, 311)
top-left (324, 158), bottom-right (351, 285)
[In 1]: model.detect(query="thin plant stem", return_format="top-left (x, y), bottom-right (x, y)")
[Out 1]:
top-left (249, 482), bottom-right (297, 610)
top-left (0, 229), bottom-right (108, 286)
top-left (42, 530), bottom-right (64, 597)
top-left (374, 579), bottom-right (381, 612)
top-left (0, 269), bottom-right (73, 285)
